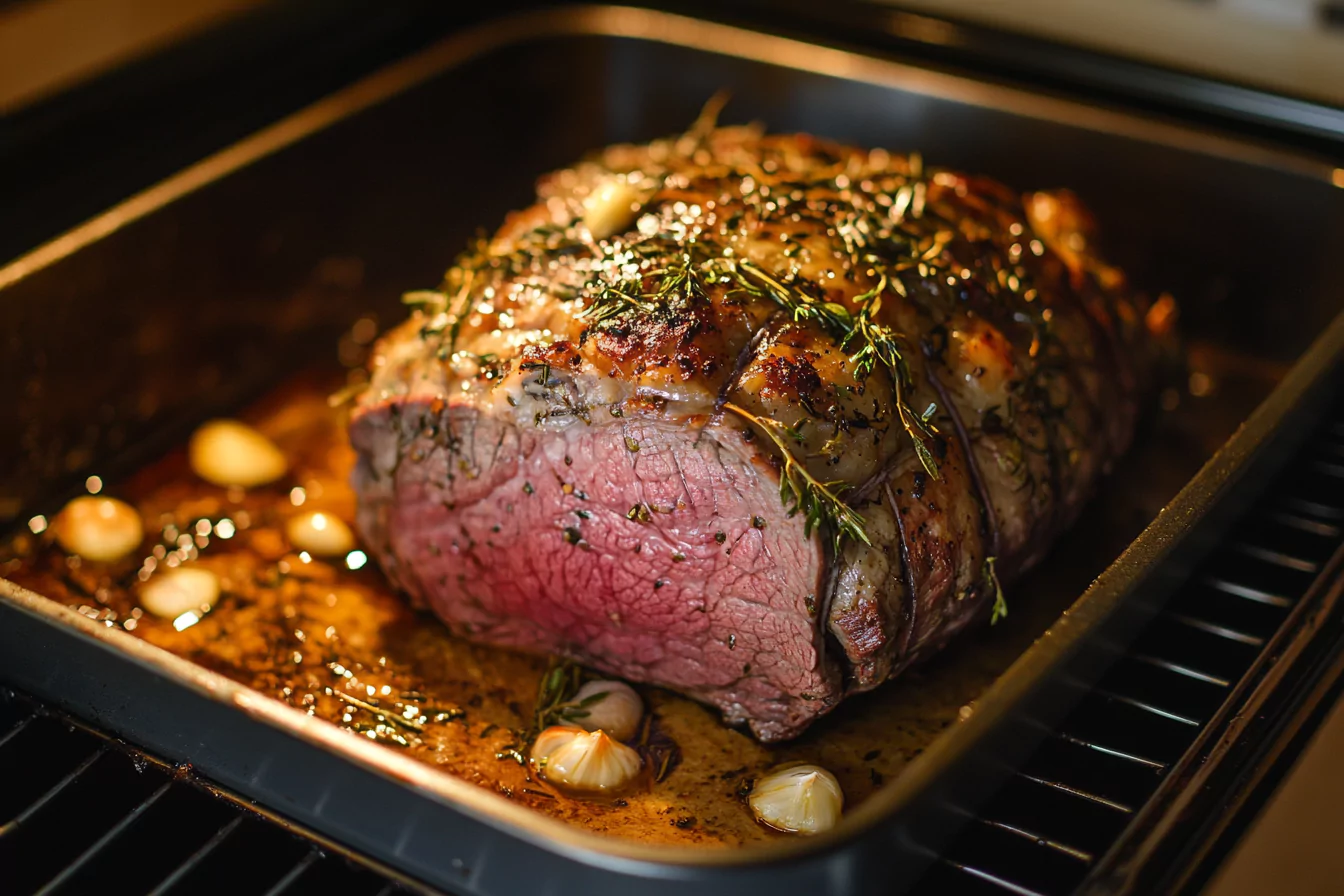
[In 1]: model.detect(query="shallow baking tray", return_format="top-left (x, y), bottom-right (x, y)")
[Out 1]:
top-left (1, 6), bottom-right (1342, 894)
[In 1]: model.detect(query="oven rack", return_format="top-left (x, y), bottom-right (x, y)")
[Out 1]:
top-left (914, 401), bottom-right (1344, 894)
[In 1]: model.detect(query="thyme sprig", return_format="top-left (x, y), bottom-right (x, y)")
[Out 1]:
top-left (732, 262), bottom-right (940, 481)
top-left (724, 402), bottom-right (870, 552)
top-left (732, 259), bottom-right (854, 334)
top-left (843, 278), bottom-right (941, 480)
top-left (404, 225), bottom-right (589, 348)
top-left (401, 243), bottom-right (481, 355)
top-left (578, 243), bottom-right (709, 324)
top-left (985, 556), bottom-right (1008, 625)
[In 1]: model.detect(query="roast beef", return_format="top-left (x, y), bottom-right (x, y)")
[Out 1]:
top-left (349, 121), bottom-right (1163, 742)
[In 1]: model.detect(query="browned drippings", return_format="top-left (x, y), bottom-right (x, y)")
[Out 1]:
top-left (0, 350), bottom-right (1272, 846)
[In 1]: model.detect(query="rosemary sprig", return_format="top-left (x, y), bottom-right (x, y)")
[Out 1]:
top-left (577, 283), bottom-right (660, 324)
top-left (493, 661), bottom-right (608, 765)
top-left (532, 659), bottom-right (584, 733)
top-left (556, 689), bottom-right (610, 724)
top-left (984, 556), bottom-right (1008, 625)
top-left (335, 690), bottom-right (424, 733)
top-left (724, 402), bottom-right (870, 552)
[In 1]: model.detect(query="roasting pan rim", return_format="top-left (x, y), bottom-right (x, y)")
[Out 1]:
top-left (2, 1), bottom-right (1342, 878)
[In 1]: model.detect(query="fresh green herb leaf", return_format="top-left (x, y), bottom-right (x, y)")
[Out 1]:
top-left (558, 689), bottom-right (610, 725)
top-left (725, 403), bottom-right (870, 553)
top-left (985, 556), bottom-right (1008, 625)
top-left (532, 660), bottom-right (584, 734)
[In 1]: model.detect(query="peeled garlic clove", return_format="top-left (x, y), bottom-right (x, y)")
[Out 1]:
top-left (749, 764), bottom-right (844, 835)
top-left (51, 496), bottom-right (143, 562)
top-left (567, 680), bottom-right (643, 742)
top-left (139, 567), bottom-right (220, 619)
top-left (285, 511), bottom-right (355, 557)
top-left (582, 179), bottom-right (642, 240)
top-left (188, 420), bottom-right (287, 488)
top-left (530, 725), bottom-right (642, 793)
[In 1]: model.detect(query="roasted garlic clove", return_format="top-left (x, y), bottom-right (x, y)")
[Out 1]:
top-left (285, 511), bottom-right (355, 557)
top-left (567, 680), bottom-right (643, 742)
top-left (530, 725), bottom-right (642, 793)
top-left (748, 764), bottom-right (844, 835)
top-left (51, 496), bottom-right (143, 562)
top-left (188, 420), bottom-right (287, 488)
top-left (139, 566), bottom-right (221, 619)
top-left (582, 179), bottom-right (642, 241)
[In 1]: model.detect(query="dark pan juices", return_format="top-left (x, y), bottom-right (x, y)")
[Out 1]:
top-left (0, 347), bottom-right (1271, 845)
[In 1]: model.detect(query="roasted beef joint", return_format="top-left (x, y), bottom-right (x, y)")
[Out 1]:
top-left (350, 121), bottom-right (1163, 741)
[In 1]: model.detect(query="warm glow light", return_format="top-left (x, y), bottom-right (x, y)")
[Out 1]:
top-left (346, 550), bottom-right (368, 570)
top-left (215, 519), bottom-right (236, 539)
top-left (298, 551), bottom-right (312, 564)
top-left (290, 487), bottom-right (307, 506)
top-left (1333, 169), bottom-right (1344, 189)
top-left (85, 475), bottom-right (103, 494)
top-left (28, 515), bottom-right (47, 535)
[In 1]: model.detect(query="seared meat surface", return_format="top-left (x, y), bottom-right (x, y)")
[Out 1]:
top-left (350, 121), bottom-right (1160, 741)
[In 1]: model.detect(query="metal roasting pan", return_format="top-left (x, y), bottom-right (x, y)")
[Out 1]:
top-left (1, 6), bottom-right (1343, 894)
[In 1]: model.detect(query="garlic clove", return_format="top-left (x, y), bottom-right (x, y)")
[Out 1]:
top-left (748, 764), bottom-right (844, 835)
top-left (582, 179), bottom-right (642, 241)
top-left (51, 496), bottom-right (143, 562)
top-left (188, 420), bottom-right (288, 488)
top-left (139, 566), bottom-right (220, 619)
top-left (566, 680), bottom-right (643, 742)
top-left (285, 511), bottom-right (356, 557)
top-left (530, 725), bottom-right (642, 793)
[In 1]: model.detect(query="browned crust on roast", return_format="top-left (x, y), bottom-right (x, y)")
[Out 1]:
top-left (351, 124), bottom-right (1161, 739)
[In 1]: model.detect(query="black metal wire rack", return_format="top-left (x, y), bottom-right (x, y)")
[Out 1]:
top-left (0, 693), bottom-right (413, 896)
top-left (914, 410), bottom-right (1344, 895)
